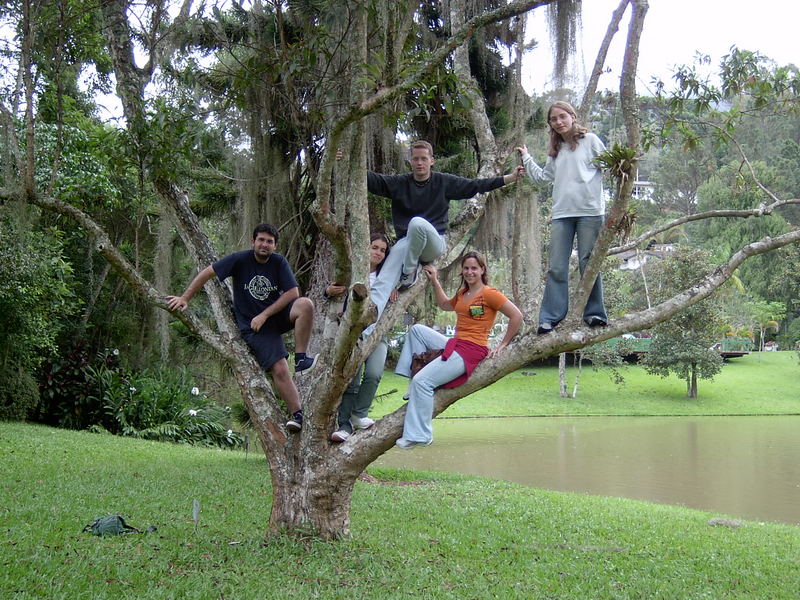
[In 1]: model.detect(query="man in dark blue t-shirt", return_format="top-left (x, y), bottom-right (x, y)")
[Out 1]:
top-left (167, 223), bottom-right (315, 432)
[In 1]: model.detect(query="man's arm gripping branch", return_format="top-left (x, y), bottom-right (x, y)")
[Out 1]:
top-left (503, 165), bottom-right (525, 185)
top-left (167, 265), bottom-right (216, 311)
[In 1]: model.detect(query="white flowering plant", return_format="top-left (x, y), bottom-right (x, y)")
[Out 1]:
top-left (85, 365), bottom-right (242, 448)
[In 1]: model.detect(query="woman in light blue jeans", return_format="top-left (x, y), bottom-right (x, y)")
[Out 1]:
top-left (328, 233), bottom-right (395, 442)
top-left (518, 100), bottom-right (608, 333)
top-left (394, 252), bottom-right (522, 449)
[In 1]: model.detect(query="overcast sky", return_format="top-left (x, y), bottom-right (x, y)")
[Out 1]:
top-left (523, 0), bottom-right (800, 95)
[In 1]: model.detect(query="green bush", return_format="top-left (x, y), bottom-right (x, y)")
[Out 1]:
top-left (38, 346), bottom-right (241, 448)
top-left (37, 343), bottom-right (120, 429)
top-left (90, 365), bottom-right (242, 448)
top-left (0, 366), bottom-right (40, 421)
top-left (0, 213), bottom-right (79, 373)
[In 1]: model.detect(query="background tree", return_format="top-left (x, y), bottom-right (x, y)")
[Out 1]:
top-left (641, 247), bottom-right (725, 398)
top-left (745, 299), bottom-right (785, 353)
top-left (0, 207), bottom-right (78, 419)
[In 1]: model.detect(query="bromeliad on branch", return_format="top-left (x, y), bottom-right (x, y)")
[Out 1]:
top-left (596, 144), bottom-right (639, 241)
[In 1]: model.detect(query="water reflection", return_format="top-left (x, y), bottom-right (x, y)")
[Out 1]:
top-left (374, 416), bottom-right (800, 525)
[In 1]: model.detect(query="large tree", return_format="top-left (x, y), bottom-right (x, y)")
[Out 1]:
top-left (3, 0), bottom-right (800, 539)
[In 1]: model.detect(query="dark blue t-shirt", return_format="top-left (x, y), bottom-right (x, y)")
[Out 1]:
top-left (212, 250), bottom-right (298, 331)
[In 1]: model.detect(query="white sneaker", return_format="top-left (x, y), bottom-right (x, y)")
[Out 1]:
top-left (395, 437), bottom-right (432, 450)
top-left (330, 430), bottom-right (350, 443)
top-left (350, 416), bottom-right (375, 430)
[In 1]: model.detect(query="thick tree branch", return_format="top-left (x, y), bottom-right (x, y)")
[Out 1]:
top-left (451, 0), bottom-right (499, 169)
top-left (620, 0), bottom-right (647, 149)
top-left (336, 226), bottom-right (800, 468)
top-left (318, 0), bottom-right (558, 194)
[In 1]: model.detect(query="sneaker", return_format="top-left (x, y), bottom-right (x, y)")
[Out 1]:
top-left (350, 416), bottom-right (375, 430)
top-left (294, 353), bottom-right (317, 374)
top-left (537, 322), bottom-right (554, 335)
top-left (395, 437), bottom-right (432, 450)
top-left (330, 430), bottom-right (350, 442)
top-left (396, 268), bottom-right (418, 292)
top-left (285, 410), bottom-right (303, 432)
top-left (585, 317), bottom-right (608, 328)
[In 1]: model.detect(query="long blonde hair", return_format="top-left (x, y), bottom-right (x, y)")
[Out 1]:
top-left (547, 101), bottom-right (588, 158)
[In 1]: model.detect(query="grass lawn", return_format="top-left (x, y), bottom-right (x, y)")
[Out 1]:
top-left (372, 351), bottom-right (800, 418)
top-left (2, 423), bottom-right (799, 599)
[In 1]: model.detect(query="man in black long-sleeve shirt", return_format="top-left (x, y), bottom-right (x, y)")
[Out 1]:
top-left (366, 140), bottom-right (523, 320)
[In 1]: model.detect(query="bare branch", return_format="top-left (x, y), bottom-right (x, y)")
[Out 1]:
top-left (610, 198), bottom-right (800, 255)
top-left (620, 0), bottom-right (647, 148)
top-left (578, 0), bottom-right (630, 122)
top-left (671, 116), bottom-right (782, 204)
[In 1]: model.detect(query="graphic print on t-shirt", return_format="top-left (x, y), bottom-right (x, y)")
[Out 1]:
top-left (246, 275), bottom-right (278, 301)
top-left (469, 303), bottom-right (486, 319)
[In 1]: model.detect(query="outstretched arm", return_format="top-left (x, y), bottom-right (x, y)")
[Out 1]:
top-left (516, 145), bottom-right (552, 183)
top-left (167, 265), bottom-right (216, 311)
top-left (502, 165), bottom-right (525, 185)
top-left (489, 300), bottom-right (523, 357)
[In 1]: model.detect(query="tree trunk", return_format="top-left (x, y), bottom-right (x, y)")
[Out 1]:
top-left (267, 454), bottom-right (360, 538)
top-left (572, 352), bottom-right (582, 398)
top-left (153, 210), bottom-right (174, 362)
top-left (558, 352), bottom-right (569, 397)
top-left (687, 364), bottom-right (698, 398)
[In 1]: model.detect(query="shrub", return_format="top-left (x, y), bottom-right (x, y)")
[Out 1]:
top-left (37, 343), bottom-right (121, 429)
top-left (38, 348), bottom-right (241, 448)
top-left (0, 214), bottom-right (79, 373)
top-left (0, 366), bottom-right (40, 421)
top-left (91, 365), bottom-right (242, 448)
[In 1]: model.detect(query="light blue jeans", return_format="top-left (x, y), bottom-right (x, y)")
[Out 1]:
top-left (395, 324), bottom-right (466, 444)
top-left (539, 215), bottom-right (607, 326)
top-left (369, 217), bottom-right (446, 321)
top-left (337, 339), bottom-right (388, 433)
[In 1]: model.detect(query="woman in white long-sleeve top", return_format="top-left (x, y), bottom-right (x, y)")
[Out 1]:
top-left (517, 100), bottom-right (608, 334)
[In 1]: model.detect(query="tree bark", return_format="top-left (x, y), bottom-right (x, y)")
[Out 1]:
top-left (558, 352), bottom-right (568, 397)
top-left (688, 365), bottom-right (698, 399)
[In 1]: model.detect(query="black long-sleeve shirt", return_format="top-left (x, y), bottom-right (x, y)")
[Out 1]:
top-left (367, 171), bottom-right (506, 238)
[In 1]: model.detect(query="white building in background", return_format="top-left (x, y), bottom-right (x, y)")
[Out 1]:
top-left (616, 243), bottom-right (676, 271)
top-left (602, 180), bottom-right (656, 205)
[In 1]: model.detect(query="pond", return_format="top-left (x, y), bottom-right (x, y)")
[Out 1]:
top-left (375, 415), bottom-right (800, 526)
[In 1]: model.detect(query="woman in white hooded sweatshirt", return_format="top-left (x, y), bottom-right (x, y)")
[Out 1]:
top-left (517, 101), bottom-right (608, 334)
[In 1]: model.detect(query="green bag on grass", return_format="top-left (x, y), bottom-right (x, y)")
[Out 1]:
top-left (83, 515), bottom-right (141, 536)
